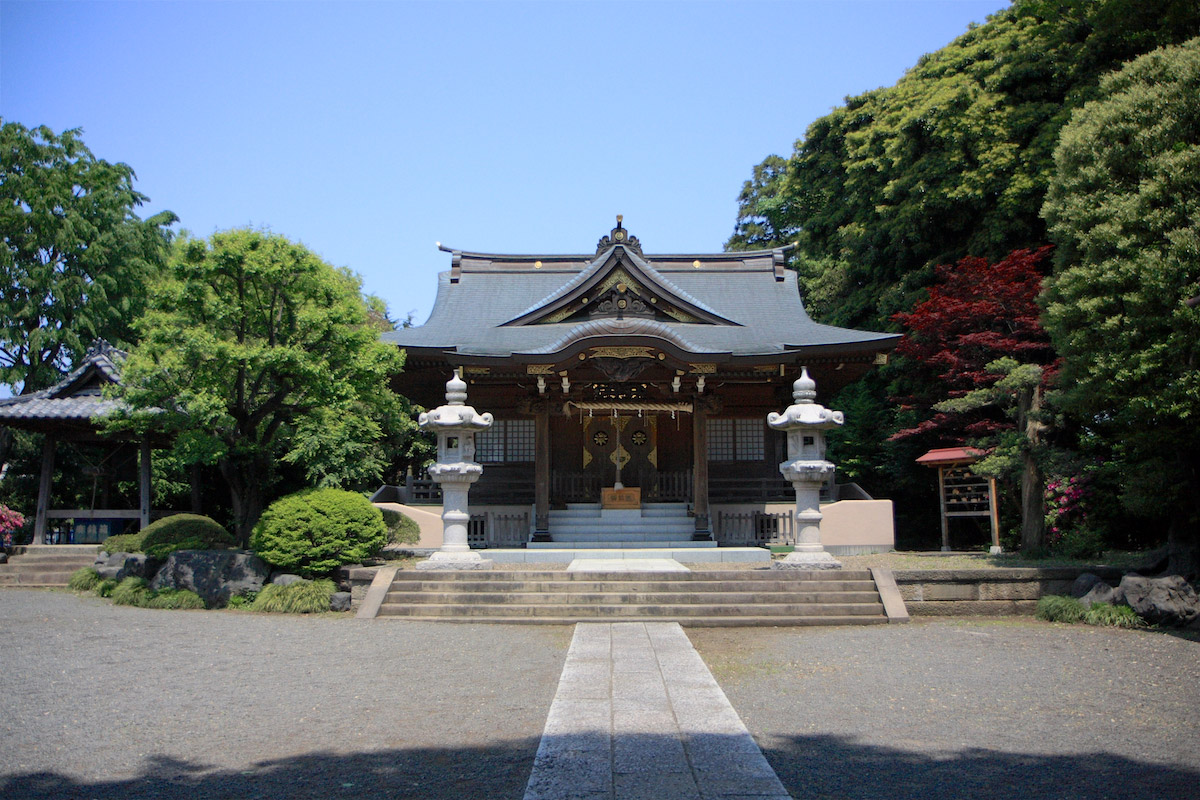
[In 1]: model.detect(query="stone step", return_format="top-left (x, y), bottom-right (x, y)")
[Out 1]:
top-left (377, 602), bottom-right (885, 618)
top-left (2, 554), bottom-right (98, 566)
top-left (0, 570), bottom-right (82, 586)
top-left (530, 540), bottom-right (715, 549)
top-left (0, 547), bottom-right (98, 587)
top-left (385, 579), bottom-right (878, 593)
top-left (549, 520), bottom-right (695, 530)
top-left (388, 569), bottom-right (875, 582)
top-left (385, 590), bottom-right (884, 605)
top-left (374, 615), bottom-right (889, 627)
top-left (547, 531), bottom-right (696, 541)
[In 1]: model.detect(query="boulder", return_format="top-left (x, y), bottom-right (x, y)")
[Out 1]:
top-left (151, 550), bottom-right (270, 608)
top-left (1117, 574), bottom-right (1200, 627)
top-left (95, 552), bottom-right (158, 581)
top-left (1071, 573), bottom-right (1106, 598)
top-left (1079, 582), bottom-right (1115, 608)
top-left (330, 592), bottom-right (352, 612)
top-left (0, 551), bottom-right (7, 564)
top-left (271, 573), bottom-right (305, 587)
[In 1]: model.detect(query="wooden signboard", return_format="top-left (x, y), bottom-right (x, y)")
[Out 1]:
top-left (602, 487), bottom-right (641, 509)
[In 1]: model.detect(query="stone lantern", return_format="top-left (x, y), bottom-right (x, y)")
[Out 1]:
top-left (415, 370), bottom-right (495, 570)
top-left (767, 367), bottom-right (844, 570)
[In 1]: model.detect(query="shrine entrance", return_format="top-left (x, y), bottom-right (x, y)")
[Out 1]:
top-left (581, 414), bottom-right (657, 491)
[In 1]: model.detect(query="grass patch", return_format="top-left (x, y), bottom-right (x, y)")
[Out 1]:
top-left (226, 591), bottom-right (258, 609)
top-left (111, 576), bottom-right (153, 607)
top-left (95, 578), bottom-right (118, 598)
top-left (248, 579), bottom-right (336, 613)
top-left (145, 589), bottom-right (206, 610)
top-left (1036, 594), bottom-right (1087, 623)
top-left (68, 566), bottom-right (101, 592)
top-left (1084, 602), bottom-right (1143, 628)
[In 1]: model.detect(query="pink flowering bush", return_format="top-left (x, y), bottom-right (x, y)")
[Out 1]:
top-left (1044, 474), bottom-right (1104, 558)
top-left (1, 504), bottom-right (26, 548)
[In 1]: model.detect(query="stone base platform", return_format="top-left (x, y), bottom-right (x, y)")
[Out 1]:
top-left (483, 547), bottom-right (770, 564)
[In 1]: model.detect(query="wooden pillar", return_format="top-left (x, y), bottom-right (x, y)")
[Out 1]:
top-left (534, 402), bottom-right (550, 537)
top-left (34, 435), bottom-right (56, 545)
top-left (139, 439), bottom-right (152, 530)
top-left (692, 400), bottom-right (710, 535)
top-left (987, 476), bottom-right (1002, 553)
top-left (938, 466), bottom-right (950, 551)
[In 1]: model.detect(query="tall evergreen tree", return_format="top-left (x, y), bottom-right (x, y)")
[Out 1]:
top-left (1042, 37), bottom-right (1200, 575)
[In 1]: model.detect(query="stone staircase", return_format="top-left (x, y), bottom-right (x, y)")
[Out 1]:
top-left (376, 568), bottom-right (891, 626)
top-left (0, 545), bottom-right (100, 587)
top-left (532, 503), bottom-right (712, 550)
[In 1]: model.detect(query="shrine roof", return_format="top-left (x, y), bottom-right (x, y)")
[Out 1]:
top-left (0, 341), bottom-right (127, 425)
top-left (383, 220), bottom-right (899, 362)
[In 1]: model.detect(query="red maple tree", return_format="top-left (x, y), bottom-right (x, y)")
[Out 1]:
top-left (890, 247), bottom-right (1057, 442)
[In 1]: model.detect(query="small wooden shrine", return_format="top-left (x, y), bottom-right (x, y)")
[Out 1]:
top-left (916, 446), bottom-right (1001, 553)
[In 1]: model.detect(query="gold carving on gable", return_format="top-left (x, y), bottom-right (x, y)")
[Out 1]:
top-left (688, 363), bottom-right (717, 374)
top-left (462, 366), bottom-right (490, 375)
top-left (526, 365), bottom-right (556, 375)
top-left (532, 265), bottom-right (703, 324)
top-left (589, 346), bottom-right (655, 360)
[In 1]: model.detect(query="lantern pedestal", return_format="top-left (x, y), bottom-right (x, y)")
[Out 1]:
top-left (767, 367), bottom-right (845, 571)
top-left (774, 461), bottom-right (842, 570)
top-left (414, 370), bottom-right (495, 571)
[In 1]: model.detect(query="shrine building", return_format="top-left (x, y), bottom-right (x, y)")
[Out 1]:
top-left (378, 219), bottom-right (899, 557)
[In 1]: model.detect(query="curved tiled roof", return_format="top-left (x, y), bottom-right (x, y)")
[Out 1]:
top-left (383, 228), bottom-right (898, 361)
top-left (0, 341), bottom-right (127, 423)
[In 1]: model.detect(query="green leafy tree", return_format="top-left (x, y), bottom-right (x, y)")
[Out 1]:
top-left (0, 122), bottom-right (175, 394)
top-left (1042, 36), bottom-right (1200, 576)
top-left (112, 229), bottom-right (404, 543)
top-left (729, 0), bottom-right (1200, 329)
top-left (0, 122), bottom-right (175, 487)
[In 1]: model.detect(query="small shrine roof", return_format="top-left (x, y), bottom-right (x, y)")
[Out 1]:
top-left (0, 341), bottom-right (127, 427)
top-left (915, 447), bottom-right (987, 466)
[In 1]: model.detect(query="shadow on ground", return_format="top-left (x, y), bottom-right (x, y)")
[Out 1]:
top-left (762, 733), bottom-right (1199, 800)
top-left (2, 732), bottom-right (1197, 800)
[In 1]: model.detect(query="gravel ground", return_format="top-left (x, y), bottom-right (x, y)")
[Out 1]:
top-left (0, 589), bottom-right (571, 800)
top-left (4, 591), bottom-right (1198, 800)
top-left (690, 619), bottom-right (1200, 800)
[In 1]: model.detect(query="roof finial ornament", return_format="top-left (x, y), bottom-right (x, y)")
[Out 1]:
top-left (596, 214), bottom-right (642, 256)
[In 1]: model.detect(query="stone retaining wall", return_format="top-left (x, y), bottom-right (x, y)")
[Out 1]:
top-left (341, 564), bottom-right (1132, 616)
top-left (894, 567), bottom-right (1125, 616)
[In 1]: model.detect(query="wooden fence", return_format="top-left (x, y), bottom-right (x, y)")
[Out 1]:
top-left (467, 512), bottom-right (531, 548)
top-left (714, 510), bottom-right (794, 546)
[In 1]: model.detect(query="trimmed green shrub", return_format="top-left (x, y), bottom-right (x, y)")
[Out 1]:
top-left (146, 589), bottom-right (206, 610)
top-left (381, 507), bottom-right (420, 546)
top-left (102, 531), bottom-right (146, 554)
top-left (1084, 602), bottom-right (1142, 628)
top-left (140, 514), bottom-right (235, 559)
top-left (248, 579), bottom-right (336, 613)
top-left (68, 566), bottom-right (101, 592)
top-left (111, 577), bottom-right (153, 607)
top-left (251, 489), bottom-right (387, 577)
top-left (96, 578), bottom-right (118, 598)
top-left (1036, 594), bottom-right (1087, 623)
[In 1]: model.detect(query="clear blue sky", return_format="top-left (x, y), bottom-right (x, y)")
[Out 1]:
top-left (2, 0), bottom-right (1009, 325)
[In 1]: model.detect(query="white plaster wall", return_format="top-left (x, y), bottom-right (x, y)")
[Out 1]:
top-left (374, 502), bottom-right (444, 548)
top-left (712, 499), bottom-right (895, 548)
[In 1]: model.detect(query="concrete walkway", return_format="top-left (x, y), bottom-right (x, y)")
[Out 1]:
top-left (524, 622), bottom-right (791, 800)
